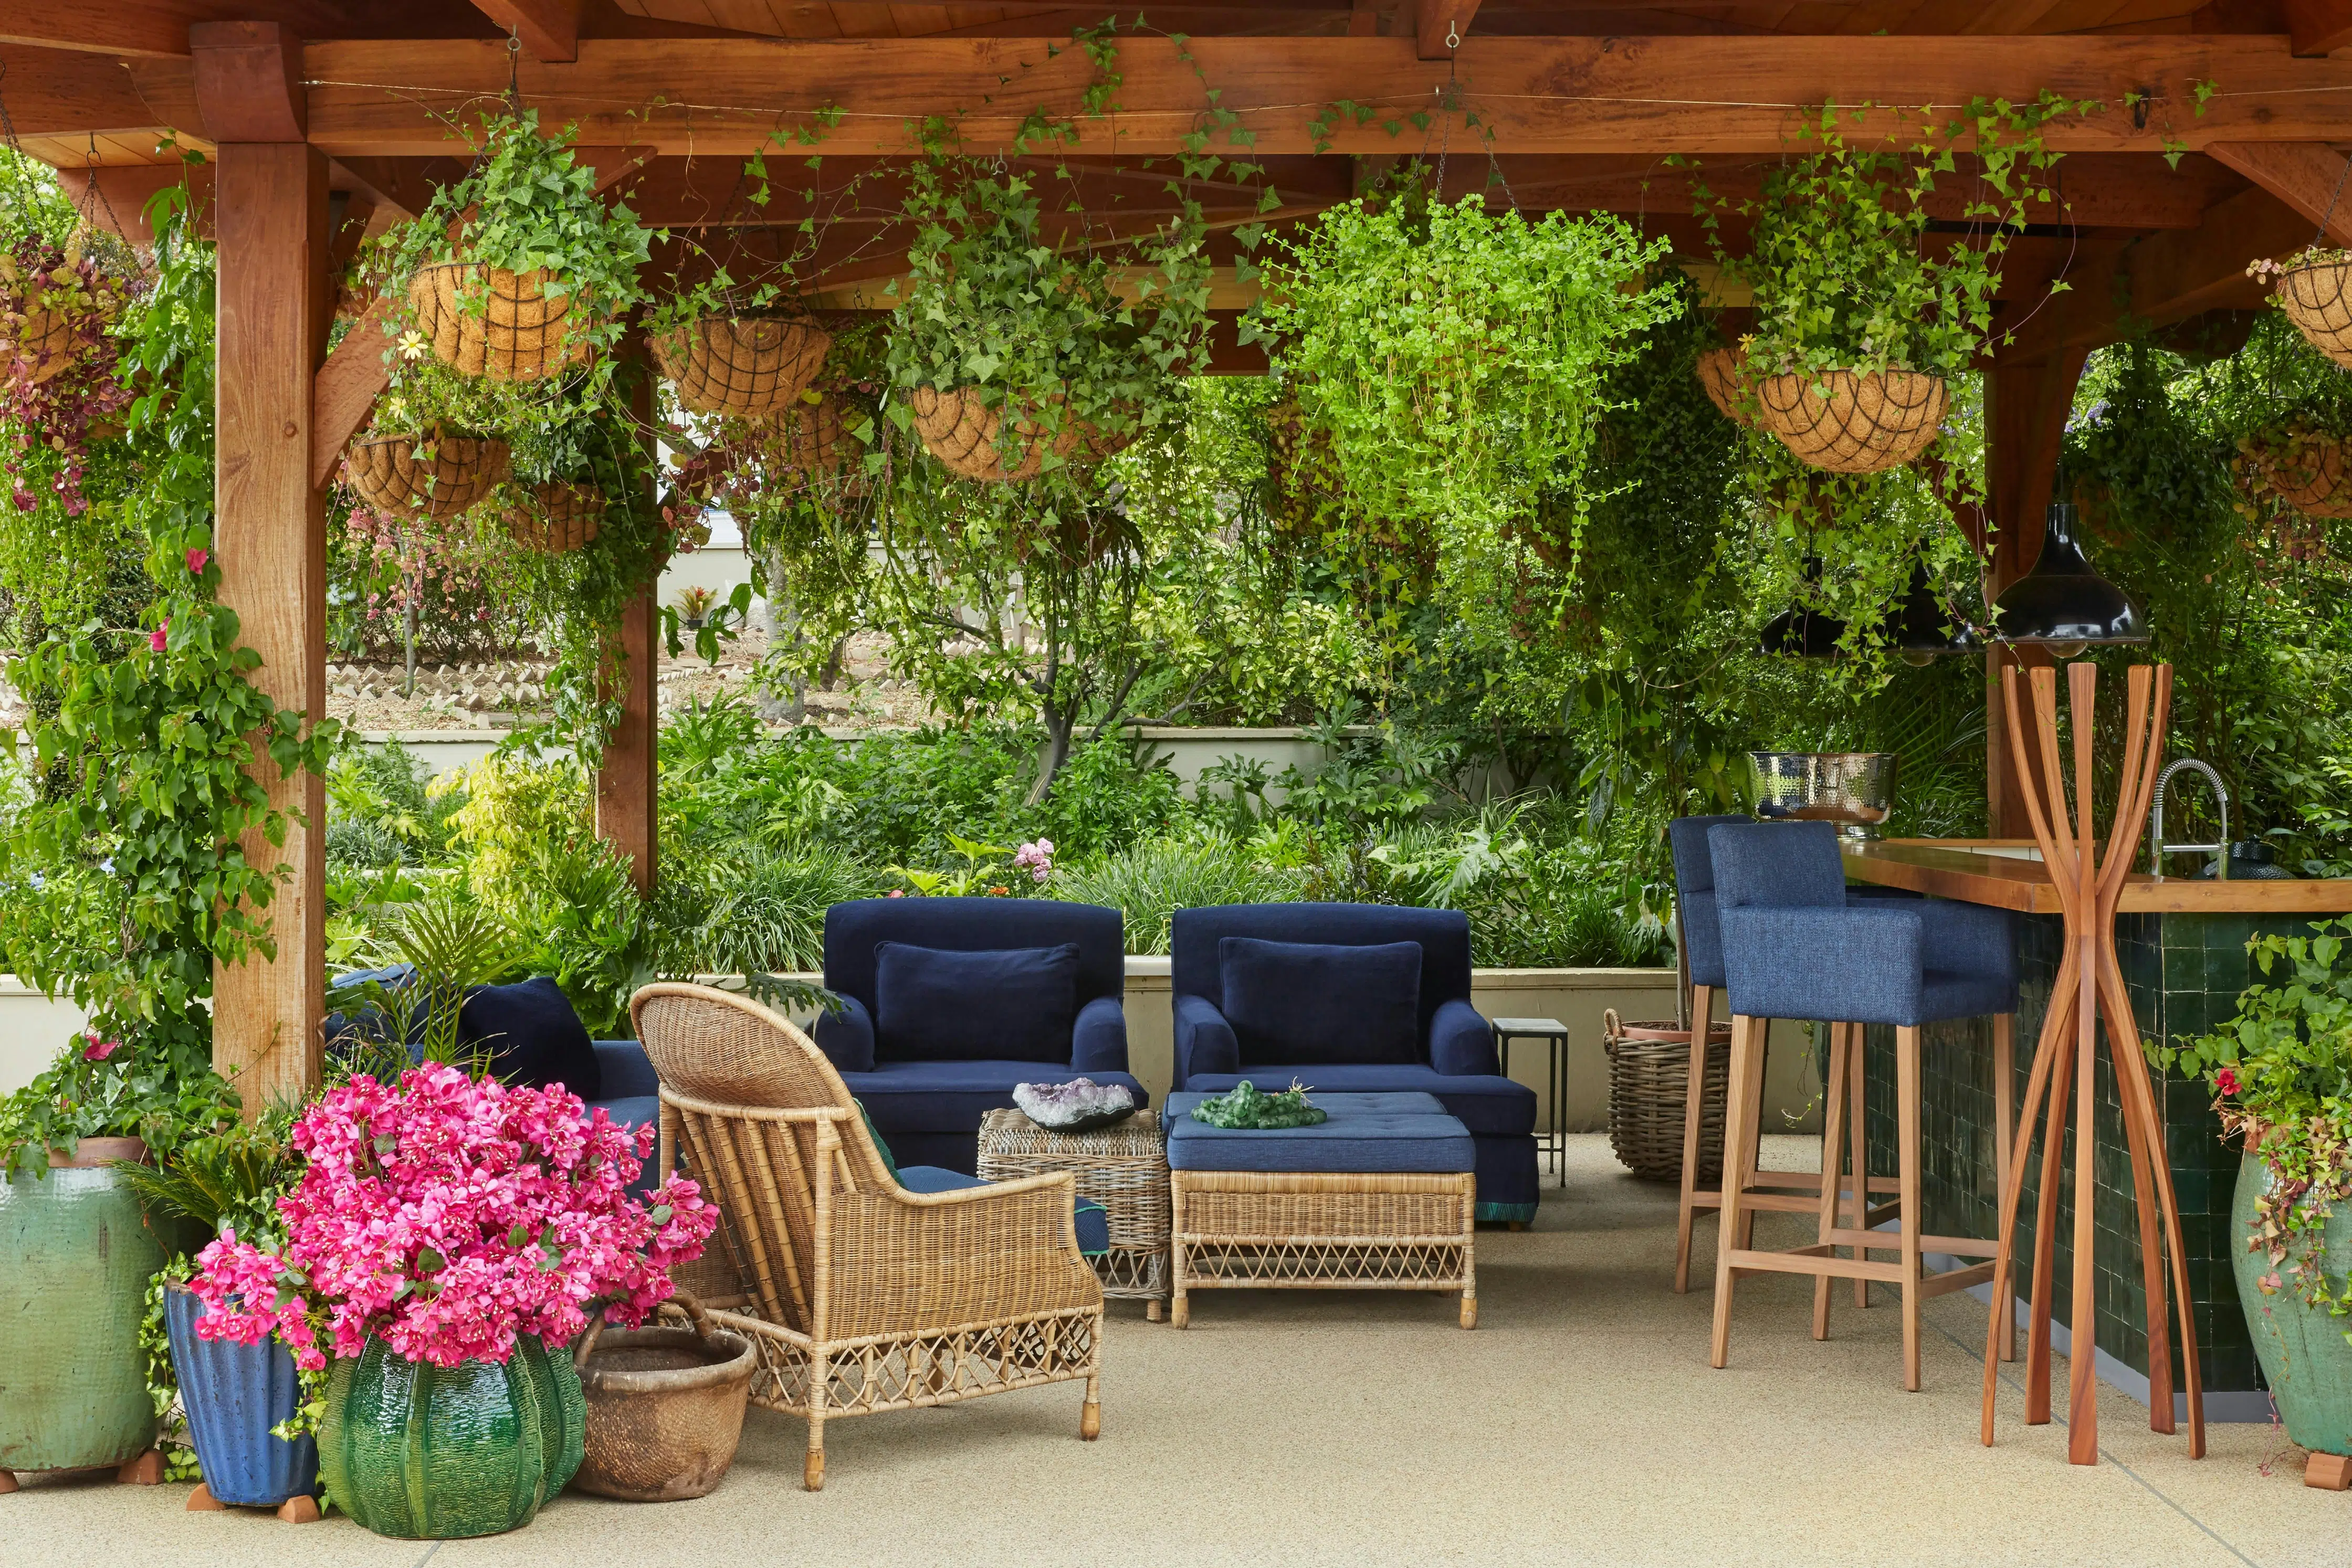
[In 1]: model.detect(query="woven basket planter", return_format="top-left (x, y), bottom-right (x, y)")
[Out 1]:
top-left (1603, 1010), bottom-right (1731, 1183)
top-left (343, 430), bottom-right (510, 518)
top-left (1754, 369), bottom-right (1949, 474)
top-left (652, 316), bottom-right (832, 417)
top-left (1694, 345), bottom-right (1754, 427)
top-left (407, 262), bottom-right (594, 383)
top-left (516, 482), bottom-right (604, 552)
top-left (2277, 261), bottom-right (2352, 369)
top-left (2238, 426), bottom-right (2352, 519)
top-left (761, 394), bottom-right (850, 482)
top-left (2, 303), bottom-right (81, 385)
top-left (910, 385), bottom-right (1133, 482)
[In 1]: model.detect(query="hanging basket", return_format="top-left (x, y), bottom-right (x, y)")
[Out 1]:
top-left (1602, 1009), bottom-right (1732, 1183)
top-left (343, 430), bottom-right (511, 518)
top-left (1694, 345), bottom-right (1755, 427)
top-left (2274, 261), bottom-right (2352, 369)
top-left (910, 385), bottom-right (1135, 483)
top-left (516, 482), bottom-right (605, 552)
top-left (1752, 369), bottom-right (1948, 474)
top-left (2236, 425), bottom-right (2352, 520)
top-left (407, 261), bottom-right (594, 383)
top-left (1024, 508), bottom-right (1133, 569)
top-left (1, 302), bottom-right (81, 385)
top-left (652, 315), bottom-right (832, 417)
top-left (759, 394), bottom-right (851, 483)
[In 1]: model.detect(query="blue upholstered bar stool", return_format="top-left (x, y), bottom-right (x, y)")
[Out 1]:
top-left (1667, 815), bottom-right (1896, 1296)
top-left (1705, 821), bottom-right (2018, 1390)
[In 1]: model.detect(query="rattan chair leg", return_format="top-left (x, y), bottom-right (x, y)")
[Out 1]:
top-left (1710, 1012), bottom-right (1766, 1369)
top-left (1812, 1020), bottom-right (1853, 1342)
top-left (1081, 1375), bottom-right (1101, 1439)
top-left (1898, 1024), bottom-right (1924, 1393)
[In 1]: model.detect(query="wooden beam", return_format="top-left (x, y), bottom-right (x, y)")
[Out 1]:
top-left (311, 296), bottom-right (396, 491)
top-left (188, 22), bottom-right (306, 143)
top-left (302, 36), bottom-right (2352, 158)
top-left (2203, 140), bottom-right (2352, 243)
top-left (596, 359), bottom-right (659, 897)
top-left (2287, 0), bottom-right (2352, 56)
top-left (0, 4), bottom-right (190, 59)
top-left (1417, 0), bottom-right (1484, 57)
top-left (469, 0), bottom-right (584, 62)
top-left (213, 139), bottom-right (331, 1111)
top-left (0, 45), bottom-right (164, 136)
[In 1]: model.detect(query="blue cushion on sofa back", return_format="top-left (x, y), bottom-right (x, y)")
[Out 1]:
top-left (1217, 936), bottom-right (1422, 1067)
top-left (459, 976), bottom-right (602, 1100)
top-left (874, 941), bottom-right (1080, 1064)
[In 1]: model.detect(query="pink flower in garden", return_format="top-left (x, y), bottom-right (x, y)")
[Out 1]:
top-left (1012, 839), bottom-right (1055, 884)
top-left (185, 546), bottom-right (208, 574)
top-left (2216, 1067), bottom-right (2240, 1097)
top-left (149, 622), bottom-right (167, 653)
top-left (81, 1032), bottom-right (119, 1061)
top-left (888, 888), bottom-right (905, 898)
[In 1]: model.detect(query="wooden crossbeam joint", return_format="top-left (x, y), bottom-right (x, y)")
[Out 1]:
top-left (468, 0), bottom-right (584, 64)
top-left (188, 21), bottom-right (306, 143)
top-left (2287, 0), bottom-right (2352, 57)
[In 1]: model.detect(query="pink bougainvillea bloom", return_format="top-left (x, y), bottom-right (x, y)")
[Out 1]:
top-left (2216, 1067), bottom-right (2240, 1097)
top-left (887, 888), bottom-right (906, 898)
top-left (81, 1032), bottom-right (119, 1061)
top-left (149, 622), bottom-right (167, 653)
top-left (185, 546), bottom-right (208, 573)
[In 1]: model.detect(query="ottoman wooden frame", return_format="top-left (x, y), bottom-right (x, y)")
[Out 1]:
top-left (1170, 1169), bottom-right (1479, 1330)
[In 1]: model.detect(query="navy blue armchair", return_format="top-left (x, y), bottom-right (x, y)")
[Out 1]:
top-left (811, 898), bottom-right (1146, 1173)
top-left (1169, 903), bottom-right (1537, 1223)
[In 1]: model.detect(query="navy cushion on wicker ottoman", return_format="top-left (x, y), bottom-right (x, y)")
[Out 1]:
top-left (1162, 1091), bottom-right (1474, 1174)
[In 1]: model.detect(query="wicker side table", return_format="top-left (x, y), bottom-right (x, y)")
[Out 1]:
top-left (976, 1107), bottom-right (1171, 1319)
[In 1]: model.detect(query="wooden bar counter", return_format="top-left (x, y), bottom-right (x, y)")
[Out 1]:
top-left (1832, 837), bottom-right (2352, 1418)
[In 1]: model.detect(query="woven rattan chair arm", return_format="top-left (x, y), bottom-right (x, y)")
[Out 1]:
top-left (657, 1087), bottom-right (854, 1125)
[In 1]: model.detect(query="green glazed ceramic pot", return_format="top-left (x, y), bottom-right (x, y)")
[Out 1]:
top-left (0, 1139), bottom-right (165, 1475)
top-left (320, 1333), bottom-right (585, 1538)
top-left (2232, 1149), bottom-right (2352, 1457)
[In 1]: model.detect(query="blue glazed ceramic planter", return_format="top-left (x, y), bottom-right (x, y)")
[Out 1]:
top-left (163, 1285), bottom-right (319, 1507)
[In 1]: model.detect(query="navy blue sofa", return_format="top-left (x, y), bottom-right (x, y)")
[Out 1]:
top-left (810, 898), bottom-right (1148, 1174)
top-left (1168, 903), bottom-right (1538, 1224)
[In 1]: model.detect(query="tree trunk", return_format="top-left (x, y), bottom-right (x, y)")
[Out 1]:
top-left (1027, 700), bottom-right (1074, 806)
top-left (758, 539), bottom-right (807, 724)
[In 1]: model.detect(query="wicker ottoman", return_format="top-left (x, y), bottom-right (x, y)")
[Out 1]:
top-left (975, 1106), bottom-right (1171, 1318)
top-left (1163, 1091), bottom-right (1478, 1330)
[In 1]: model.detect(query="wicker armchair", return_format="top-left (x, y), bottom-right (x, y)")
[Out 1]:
top-left (630, 983), bottom-right (1104, 1491)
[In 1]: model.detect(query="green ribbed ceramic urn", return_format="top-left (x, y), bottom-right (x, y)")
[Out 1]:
top-left (2233, 1149), bottom-right (2352, 1457)
top-left (320, 1334), bottom-right (585, 1538)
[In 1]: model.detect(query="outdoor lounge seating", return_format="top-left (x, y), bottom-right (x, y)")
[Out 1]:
top-left (811, 897), bottom-right (1150, 1173)
top-left (1168, 903), bottom-right (1538, 1224)
top-left (632, 982), bottom-right (1105, 1491)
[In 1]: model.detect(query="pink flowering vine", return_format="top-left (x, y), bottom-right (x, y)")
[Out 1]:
top-left (149, 622), bottom-right (167, 653)
top-left (81, 1032), bottom-right (120, 1061)
top-left (185, 546), bottom-right (208, 574)
top-left (190, 1062), bottom-right (718, 1371)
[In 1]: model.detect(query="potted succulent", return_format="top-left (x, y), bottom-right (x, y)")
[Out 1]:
top-left (185, 1062), bottom-right (717, 1539)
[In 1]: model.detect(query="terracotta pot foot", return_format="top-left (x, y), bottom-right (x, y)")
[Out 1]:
top-left (0, 1469), bottom-right (17, 1495)
top-left (116, 1450), bottom-right (163, 1486)
top-left (186, 1482), bottom-right (226, 1512)
top-left (2306, 1453), bottom-right (2352, 1491)
top-left (276, 1493), bottom-right (322, 1523)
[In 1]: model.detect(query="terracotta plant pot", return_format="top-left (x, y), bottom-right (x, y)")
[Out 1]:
top-left (0, 1139), bottom-right (164, 1482)
top-left (2276, 261), bottom-right (2352, 370)
top-left (2232, 1148), bottom-right (2352, 1459)
top-left (320, 1334), bottom-right (584, 1539)
top-left (571, 1296), bottom-right (754, 1502)
top-left (1753, 369), bottom-right (1949, 474)
top-left (651, 315), bottom-right (831, 417)
top-left (344, 430), bottom-right (511, 519)
top-left (407, 261), bottom-right (595, 384)
top-left (516, 483), bottom-right (605, 553)
top-left (910, 385), bottom-right (1135, 482)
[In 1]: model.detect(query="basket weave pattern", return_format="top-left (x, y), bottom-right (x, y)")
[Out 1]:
top-left (408, 262), bottom-right (593, 383)
top-left (977, 1107), bottom-right (1170, 1306)
top-left (1754, 369), bottom-right (1948, 473)
top-left (1170, 1169), bottom-right (1476, 1324)
top-left (5, 306), bottom-right (79, 385)
top-left (653, 317), bottom-right (832, 416)
top-left (343, 431), bottom-right (511, 518)
top-left (2238, 427), bottom-right (2352, 519)
top-left (1694, 345), bottom-right (1754, 427)
top-left (911, 385), bottom-right (1134, 482)
top-left (1604, 1011), bottom-right (1730, 1183)
top-left (2278, 262), bottom-right (2352, 369)
top-left (516, 482), bottom-right (605, 552)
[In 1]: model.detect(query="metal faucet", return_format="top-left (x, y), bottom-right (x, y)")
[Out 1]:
top-left (2149, 759), bottom-right (2229, 881)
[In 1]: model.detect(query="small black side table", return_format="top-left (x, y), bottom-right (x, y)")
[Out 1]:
top-left (1493, 1016), bottom-right (1571, 1187)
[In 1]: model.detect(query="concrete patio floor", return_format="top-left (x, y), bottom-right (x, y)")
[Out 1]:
top-left (13, 1135), bottom-right (2335, 1568)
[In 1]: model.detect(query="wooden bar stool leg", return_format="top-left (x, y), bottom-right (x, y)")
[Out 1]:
top-left (1710, 1012), bottom-right (1766, 1370)
top-left (1813, 1020), bottom-right (1853, 1342)
top-left (1848, 1019), bottom-right (1870, 1310)
top-left (1897, 1023), bottom-right (1924, 1392)
top-left (1993, 1012), bottom-right (2017, 1363)
top-left (1674, 984), bottom-right (1715, 1294)
top-left (1738, 1017), bottom-right (1769, 1255)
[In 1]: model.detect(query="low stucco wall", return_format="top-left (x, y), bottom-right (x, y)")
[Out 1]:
top-left (0, 978), bottom-right (88, 1094)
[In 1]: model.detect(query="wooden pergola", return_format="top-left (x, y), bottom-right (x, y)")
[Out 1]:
top-left (5, 0), bottom-right (2351, 1099)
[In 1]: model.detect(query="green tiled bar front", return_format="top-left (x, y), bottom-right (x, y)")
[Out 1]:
top-left (1854, 909), bottom-right (2301, 1401)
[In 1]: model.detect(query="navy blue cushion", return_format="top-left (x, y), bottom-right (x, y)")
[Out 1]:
top-left (1164, 1090), bottom-right (1474, 1174)
top-left (1668, 815), bottom-right (1749, 988)
top-left (1178, 1064), bottom-right (1533, 1138)
top-left (843, 1060), bottom-right (1152, 1134)
top-left (894, 1164), bottom-right (1109, 1256)
top-left (823, 898), bottom-right (1124, 1015)
top-left (460, 976), bottom-right (601, 1100)
top-left (873, 941), bottom-right (1079, 1064)
top-left (1171, 904), bottom-right (1472, 1067)
top-left (593, 1039), bottom-right (659, 1100)
top-left (1217, 936), bottom-right (1422, 1067)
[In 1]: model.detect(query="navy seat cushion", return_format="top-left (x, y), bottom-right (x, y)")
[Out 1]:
top-left (1164, 1090), bottom-right (1473, 1174)
top-left (843, 1061), bottom-right (1152, 1134)
top-left (894, 1164), bottom-right (1109, 1256)
top-left (1179, 1064), bottom-right (1530, 1137)
top-left (1217, 937), bottom-right (1422, 1067)
top-left (874, 941), bottom-right (1080, 1064)
top-left (459, 976), bottom-right (601, 1100)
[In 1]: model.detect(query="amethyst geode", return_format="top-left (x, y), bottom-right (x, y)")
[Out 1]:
top-left (1014, 1078), bottom-right (1138, 1134)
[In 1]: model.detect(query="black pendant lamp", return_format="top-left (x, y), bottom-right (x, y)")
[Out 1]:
top-left (1759, 556), bottom-right (1847, 659)
top-left (1883, 560), bottom-right (1979, 667)
top-left (1991, 502), bottom-right (2146, 660)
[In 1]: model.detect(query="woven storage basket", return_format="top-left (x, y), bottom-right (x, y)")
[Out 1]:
top-left (2238, 427), bottom-right (2352, 519)
top-left (2277, 261), bottom-right (2352, 369)
top-left (652, 315), bottom-right (832, 417)
top-left (911, 385), bottom-right (1134, 482)
top-left (1602, 1008), bottom-right (1732, 1183)
top-left (407, 261), bottom-right (594, 383)
top-left (1754, 369), bottom-right (1948, 474)
top-left (1694, 345), bottom-right (1754, 427)
top-left (344, 430), bottom-right (511, 518)
top-left (516, 482), bottom-right (604, 552)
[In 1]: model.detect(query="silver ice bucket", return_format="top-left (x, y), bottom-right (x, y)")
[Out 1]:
top-left (1746, 752), bottom-right (1897, 834)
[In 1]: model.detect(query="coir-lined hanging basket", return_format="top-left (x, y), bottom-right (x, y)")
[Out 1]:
top-left (2236, 425), bottom-right (2352, 520)
top-left (2, 300), bottom-right (81, 385)
top-left (343, 430), bottom-right (511, 518)
top-left (1754, 369), bottom-right (1948, 474)
top-left (910, 385), bottom-right (1135, 483)
top-left (1603, 1009), bottom-right (1732, 1183)
top-left (760, 394), bottom-right (851, 483)
top-left (516, 482), bottom-right (605, 552)
top-left (2275, 261), bottom-right (2352, 369)
top-left (1694, 345), bottom-right (1755, 428)
top-left (652, 315), bottom-right (832, 417)
top-left (407, 261), bottom-right (594, 383)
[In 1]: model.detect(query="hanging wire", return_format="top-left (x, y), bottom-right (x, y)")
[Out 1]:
top-left (2314, 152), bottom-right (2352, 248)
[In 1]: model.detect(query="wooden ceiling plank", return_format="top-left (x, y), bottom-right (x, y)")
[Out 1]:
top-left (0, 3), bottom-right (191, 59)
top-left (2287, 0), bottom-right (2352, 54)
top-left (468, 0), bottom-right (586, 60)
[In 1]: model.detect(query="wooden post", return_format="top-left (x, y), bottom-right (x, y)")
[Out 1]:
top-left (196, 23), bottom-right (330, 1109)
top-left (595, 359), bottom-right (659, 895)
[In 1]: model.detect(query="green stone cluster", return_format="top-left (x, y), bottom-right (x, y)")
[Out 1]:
top-left (1190, 1080), bottom-right (1327, 1130)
